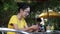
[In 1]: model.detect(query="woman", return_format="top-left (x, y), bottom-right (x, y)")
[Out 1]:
top-left (7, 3), bottom-right (33, 34)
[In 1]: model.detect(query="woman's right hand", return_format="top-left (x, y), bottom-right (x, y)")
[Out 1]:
top-left (23, 25), bottom-right (39, 32)
top-left (30, 25), bottom-right (39, 30)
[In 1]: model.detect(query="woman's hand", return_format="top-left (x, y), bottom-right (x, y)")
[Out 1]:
top-left (23, 25), bottom-right (39, 32)
top-left (30, 25), bottom-right (39, 30)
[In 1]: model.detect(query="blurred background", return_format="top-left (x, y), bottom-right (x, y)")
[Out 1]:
top-left (0, 0), bottom-right (60, 31)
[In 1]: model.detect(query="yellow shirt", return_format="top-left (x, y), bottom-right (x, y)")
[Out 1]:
top-left (7, 15), bottom-right (27, 34)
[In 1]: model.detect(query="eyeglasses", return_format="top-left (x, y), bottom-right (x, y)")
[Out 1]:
top-left (24, 11), bottom-right (30, 13)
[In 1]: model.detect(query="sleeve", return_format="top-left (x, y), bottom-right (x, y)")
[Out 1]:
top-left (24, 19), bottom-right (28, 28)
top-left (24, 22), bottom-right (27, 27)
top-left (9, 15), bottom-right (17, 25)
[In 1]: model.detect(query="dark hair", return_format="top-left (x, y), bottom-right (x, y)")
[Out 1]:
top-left (17, 3), bottom-right (30, 13)
top-left (36, 18), bottom-right (42, 22)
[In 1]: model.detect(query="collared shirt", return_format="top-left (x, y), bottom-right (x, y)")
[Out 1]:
top-left (7, 15), bottom-right (27, 34)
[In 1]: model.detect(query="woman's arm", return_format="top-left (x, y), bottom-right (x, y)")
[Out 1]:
top-left (23, 25), bottom-right (39, 32)
top-left (13, 24), bottom-right (19, 34)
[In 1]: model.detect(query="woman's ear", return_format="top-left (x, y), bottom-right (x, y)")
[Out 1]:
top-left (20, 9), bottom-right (24, 13)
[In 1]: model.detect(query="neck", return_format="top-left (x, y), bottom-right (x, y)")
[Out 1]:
top-left (17, 13), bottom-right (22, 20)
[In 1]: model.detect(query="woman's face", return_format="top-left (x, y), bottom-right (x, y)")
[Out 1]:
top-left (22, 7), bottom-right (30, 18)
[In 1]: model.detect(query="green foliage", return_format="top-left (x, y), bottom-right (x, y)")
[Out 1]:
top-left (0, 0), bottom-right (18, 27)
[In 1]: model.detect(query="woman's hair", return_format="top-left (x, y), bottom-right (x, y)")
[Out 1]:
top-left (17, 3), bottom-right (30, 13)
